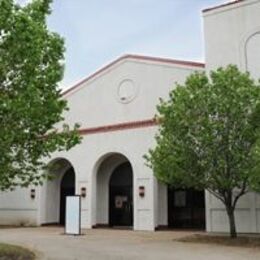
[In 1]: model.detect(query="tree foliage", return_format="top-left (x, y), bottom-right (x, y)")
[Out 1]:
top-left (146, 65), bottom-right (260, 237)
top-left (0, 0), bottom-right (81, 190)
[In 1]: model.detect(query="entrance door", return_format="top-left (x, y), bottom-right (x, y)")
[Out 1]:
top-left (59, 167), bottom-right (75, 225)
top-left (168, 188), bottom-right (205, 229)
top-left (109, 162), bottom-right (133, 227)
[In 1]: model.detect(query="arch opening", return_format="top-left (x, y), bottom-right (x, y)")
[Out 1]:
top-left (109, 162), bottom-right (133, 227)
top-left (95, 153), bottom-right (133, 228)
top-left (59, 166), bottom-right (75, 225)
top-left (41, 158), bottom-right (75, 226)
top-left (245, 32), bottom-right (260, 79)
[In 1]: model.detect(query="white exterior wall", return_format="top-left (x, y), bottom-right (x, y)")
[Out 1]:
top-left (57, 59), bottom-right (202, 231)
top-left (62, 59), bottom-right (201, 128)
top-left (157, 182), bottom-right (168, 226)
top-left (0, 57), bottom-right (202, 231)
top-left (3, 0), bottom-right (259, 234)
top-left (0, 188), bottom-right (38, 226)
top-left (204, 0), bottom-right (260, 233)
top-left (38, 126), bottom-right (160, 230)
top-left (204, 0), bottom-right (260, 77)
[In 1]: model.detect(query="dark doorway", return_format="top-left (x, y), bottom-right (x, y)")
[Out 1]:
top-left (168, 188), bottom-right (205, 229)
top-left (59, 167), bottom-right (75, 225)
top-left (109, 162), bottom-right (133, 227)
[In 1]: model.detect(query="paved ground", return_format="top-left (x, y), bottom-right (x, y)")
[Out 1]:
top-left (0, 227), bottom-right (260, 260)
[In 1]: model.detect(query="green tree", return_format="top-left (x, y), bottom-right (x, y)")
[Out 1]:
top-left (146, 65), bottom-right (260, 238)
top-left (0, 0), bottom-right (81, 190)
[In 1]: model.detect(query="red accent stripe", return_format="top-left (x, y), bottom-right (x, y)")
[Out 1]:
top-left (62, 54), bottom-right (205, 97)
top-left (203, 0), bottom-right (244, 13)
top-left (78, 119), bottom-right (158, 135)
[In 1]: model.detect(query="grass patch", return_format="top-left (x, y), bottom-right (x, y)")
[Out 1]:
top-left (176, 234), bottom-right (260, 248)
top-left (0, 243), bottom-right (35, 260)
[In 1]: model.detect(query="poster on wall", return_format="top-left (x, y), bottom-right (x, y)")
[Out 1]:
top-left (65, 196), bottom-right (81, 235)
top-left (115, 196), bottom-right (127, 208)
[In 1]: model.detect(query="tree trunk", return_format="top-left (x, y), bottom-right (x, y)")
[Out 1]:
top-left (226, 207), bottom-right (237, 238)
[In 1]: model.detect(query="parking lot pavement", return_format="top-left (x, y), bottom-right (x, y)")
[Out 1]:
top-left (0, 227), bottom-right (259, 260)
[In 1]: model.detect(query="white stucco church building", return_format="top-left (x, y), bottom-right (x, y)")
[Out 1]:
top-left (0, 0), bottom-right (260, 233)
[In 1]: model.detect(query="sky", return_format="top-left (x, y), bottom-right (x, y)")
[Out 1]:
top-left (18, 0), bottom-right (226, 91)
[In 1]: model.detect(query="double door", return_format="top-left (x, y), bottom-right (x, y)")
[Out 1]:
top-left (168, 188), bottom-right (205, 229)
top-left (109, 185), bottom-right (133, 227)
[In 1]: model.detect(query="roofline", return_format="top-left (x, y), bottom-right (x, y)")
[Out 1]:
top-left (62, 54), bottom-right (205, 97)
top-left (202, 0), bottom-right (244, 13)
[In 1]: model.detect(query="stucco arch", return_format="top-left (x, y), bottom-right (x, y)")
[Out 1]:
top-left (38, 157), bottom-right (76, 225)
top-left (239, 27), bottom-right (260, 77)
top-left (91, 152), bottom-right (134, 227)
top-left (245, 32), bottom-right (260, 80)
top-left (91, 148), bottom-right (135, 179)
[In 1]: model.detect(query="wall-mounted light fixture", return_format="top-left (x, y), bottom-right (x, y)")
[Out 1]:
top-left (139, 186), bottom-right (145, 198)
top-left (30, 189), bottom-right (36, 199)
top-left (81, 187), bottom-right (86, 198)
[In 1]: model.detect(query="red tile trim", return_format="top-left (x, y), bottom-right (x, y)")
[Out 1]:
top-left (203, 0), bottom-right (244, 13)
top-left (62, 54), bottom-right (205, 97)
top-left (78, 118), bottom-right (158, 135)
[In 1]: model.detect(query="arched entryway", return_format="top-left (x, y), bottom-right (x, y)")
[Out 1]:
top-left (59, 167), bottom-right (75, 225)
top-left (109, 162), bottom-right (133, 227)
top-left (41, 158), bottom-right (76, 225)
top-left (95, 153), bottom-right (134, 228)
top-left (168, 188), bottom-right (205, 229)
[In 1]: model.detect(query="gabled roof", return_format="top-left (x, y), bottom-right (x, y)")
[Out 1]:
top-left (62, 54), bottom-right (205, 97)
top-left (203, 0), bottom-right (244, 13)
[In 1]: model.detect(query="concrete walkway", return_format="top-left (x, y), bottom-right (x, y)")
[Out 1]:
top-left (0, 227), bottom-right (259, 260)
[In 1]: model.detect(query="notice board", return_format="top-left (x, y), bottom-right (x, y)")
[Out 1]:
top-left (65, 196), bottom-right (81, 235)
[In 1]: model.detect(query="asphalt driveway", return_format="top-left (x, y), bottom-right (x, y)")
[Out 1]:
top-left (0, 227), bottom-right (259, 260)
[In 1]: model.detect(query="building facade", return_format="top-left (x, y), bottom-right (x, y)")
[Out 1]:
top-left (204, 0), bottom-right (260, 233)
top-left (0, 0), bottom-right (259, 233)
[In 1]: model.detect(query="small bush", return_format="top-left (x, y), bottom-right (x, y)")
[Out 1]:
top-left (0, 243), bottom-right (35, 260)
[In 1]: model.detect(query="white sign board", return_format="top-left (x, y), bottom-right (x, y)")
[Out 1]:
top-left (65, 196), bottom-right (81, 235)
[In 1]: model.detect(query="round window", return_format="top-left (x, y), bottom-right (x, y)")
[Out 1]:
top-left (117, 79), bottom-right (138, 103)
